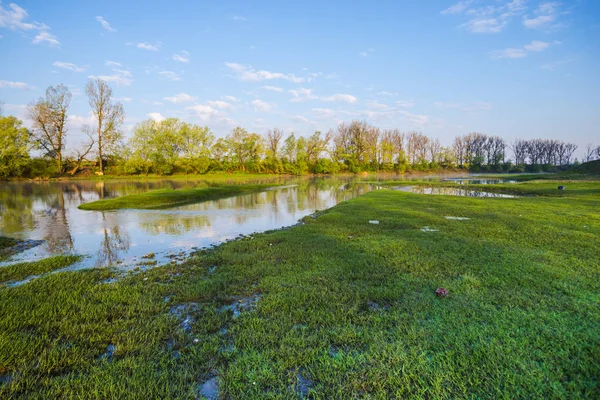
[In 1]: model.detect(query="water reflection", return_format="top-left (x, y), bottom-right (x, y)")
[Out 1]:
top-left (0, 177), bottom-right (375, 269)
top-left (443, 178), bottom-right (517, 185)
top-left (395, 186), bottom-right (517, 198)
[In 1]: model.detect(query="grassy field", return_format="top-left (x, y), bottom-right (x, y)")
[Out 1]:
top-left (1, 177), bottom-right (599, 398)
top-left (78, 184), bottom-right (280, 210)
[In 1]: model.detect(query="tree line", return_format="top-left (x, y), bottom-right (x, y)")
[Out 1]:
top-left (1, 81), bottom-right (597, 179)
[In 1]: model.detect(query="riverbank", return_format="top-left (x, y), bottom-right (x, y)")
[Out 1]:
top-left (78, 184), bottom-right (282, 210)
top-left (1, 178), bottom-right (598, 397)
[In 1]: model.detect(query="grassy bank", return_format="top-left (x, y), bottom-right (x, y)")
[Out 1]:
top-left (1, 180), bottom-right (599, 398)
top-left (78, 184), bottom-right (280, 210)
top-left (0, 255), bottom-right (82, 284)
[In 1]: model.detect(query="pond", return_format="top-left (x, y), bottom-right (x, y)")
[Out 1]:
top-left (1, 176), bottom-right (384, 270)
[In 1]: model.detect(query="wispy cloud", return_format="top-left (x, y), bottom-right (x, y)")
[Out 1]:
top-left (164, 93), bottom-right (196, 103)
top-left (33, 30), bottom-right (60, 46)
top-left (88, 66), bottom-right (133, 86)
top-left (231, 15), bottom-right (247, 21)
top-left (443, 0), bottom-right (528, 34)
top-left (105, 60), bottom-right (121, 67)
top-left (0, 80), bottom-right (36, 90)
top-left (261, 86), bottom-right (284, 92)
top-left (358, 48), bottom-right (375, 57)
top-left (96, 16), bottom-right (116, 32)
top-left (173, 50), bottom-right (190, 63)
top-left (441, 1), bottom-right (473, 15)
top-left (225, 62), bottom-right (305, 83)
top-left (523, 2), bottom-right (563, 30)
top-left (53, 61), bottom-right (86, 72)
top-left (185, 105), bottom-right (225, 122)
top-left (289, 88), bottom-right (357, 103)
top-left (489, 40), bottom-right (551, 59)
top-left (541, 58), bottom-right (574, 71)
top-left (127, 41), bottom-right (162, 51)
top-left (206, 100), bottom-right (234, 110)
top-left (434, 101), bottom-right (491, 111)
top-left (158, 70), bottom-right (180, 81)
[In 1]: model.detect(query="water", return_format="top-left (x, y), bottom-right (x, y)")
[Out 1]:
top-left (394, 186), bottom-right (518, 198)
top-left (0, 177), bottom-right (379, 269)
top-left (443, 178), bottom-right (517, 184)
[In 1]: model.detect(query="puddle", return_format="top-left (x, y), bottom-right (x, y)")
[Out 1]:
top-left (197, 376), bottom-right (220, 400)
top-left (170, 303), bottom-right (199, 332)
top-left (367, 301), bottom-right (389, 311)
top-left (294, 369), bottom-right (313, 398)
top-left (0, 239), bottom-right (44, 259)
top-left (420, 226), bottom-right (439, 232)
top-left (219, 294), bottom-right (261, 318)
top-left (395, 186), bottom-right (518, 198)
top-left (0, 373), bottom-right (12, 385)
top-left (445, 216), bottom-right (471, 220)
top-left (98, 344), bottom-right (116, 361)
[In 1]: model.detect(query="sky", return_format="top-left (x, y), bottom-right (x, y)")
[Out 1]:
top-left (1, 0), bottom-right (599, 156)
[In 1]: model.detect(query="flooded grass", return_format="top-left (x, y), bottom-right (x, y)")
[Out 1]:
top-left (0, 178), bottom-right (599, 397)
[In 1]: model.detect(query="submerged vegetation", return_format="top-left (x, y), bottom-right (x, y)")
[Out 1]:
top-left (77, 184), bottom-right (280, 210)
top-left (1, 176), bottom-right (598, 397)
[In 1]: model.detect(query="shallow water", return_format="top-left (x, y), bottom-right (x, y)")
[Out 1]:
top-left (0, 177), bottom-right (383, 270)
top-left (395, 186), bottom-right (518, 198)
top-left (443, 178), bottom-right (517, 184)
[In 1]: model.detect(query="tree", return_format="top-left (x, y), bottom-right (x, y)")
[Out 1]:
top-left (178, 123), bottom-right (214, 174)
top-left (85, 78), bottom-right (125, 174)
top-left (28, 84), bottom-right (72, 173)
top-left (0, 115), bottom-right (31, 178)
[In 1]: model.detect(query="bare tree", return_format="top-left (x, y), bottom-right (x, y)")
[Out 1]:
top-left (28, 84), bottom-right (72, 173)
top-left (68, 131), bottom-right (96, 175)
top-left (85, 78), bottom-right (125, 174)
top-left (265, 128), bottom-right (283, 159)
top-left (583, 143), bottom-right (597, 162)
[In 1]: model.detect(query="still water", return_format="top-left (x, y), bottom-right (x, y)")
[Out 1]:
top-left (0, 177), bottom-right (383, 269)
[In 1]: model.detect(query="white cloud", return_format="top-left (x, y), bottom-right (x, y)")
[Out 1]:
top-left (164, 93), bottom-right (196, 103)
top-left (378, 91), bottom-right (397, 96)
top-left (88, 67), bottom-right (133, 86)
top-left (399, 110), bottom-right (430, 127)
top-left (128, 42), bottom-right (161, 51)
top-left (0, 3), bottom-right (59, 46)
top-left (366, 101), bottom-right (389, 110)
top-left (147, 112), bottom-right (165, 122)
top-left (185, 105), bottom-right (224, 121)
top-left (222, 95), bottom-right (238, 102)
top-left (523, 2), bottom-right (562, 29)
top-left (541, 58), bottom-right (574, 71)
top-left (441, 1), bottom-right (473, 15)
top-left (312, 108), bottom-right (336, 118)
top-left (0, 80), bottom-right (36, 90)
top-left (358, 48), bottom-right (375, 57)
top-left (225, 62), bottom-right (305, 83)
top-left (396, 100), bottom-right (415, 108)
top-left (289, 115), bottom-right (312, 124)
top-left (96, 16), bottom-right (116, 32)
top-left (158, 70), bottom-right (180, 81)
top-left (490, 40), bottom-right (551, 59)
top-left (53, 61), bottom-right (86, 72)
top-left (251, 99), bottom-right (273, 112)
top-left (105, 60), bottom-right (121, 67)
top-left (434, 101), bottom-right (491, 111)
top-left (524, 40), bottom-right (550, 52)
top-left (322, 94), bottom-right (357, 103)
top-left (33, 31), bottom-right (59, 46)
top-left (173, 50), bottom-right (190, 63)
top-left (261, 85), bottom-right (284, 92)
top-left (115, 97), bottom-right (132, 103)
top-left (231, 16), bottom-right (247, 21)
top-left (489, 47), bottom-right (528, 59)
top-left (462, 18), bottom-right (507, 33)
top-left (152, 101), bottom-right (163, 105)
top-left (206, 100), bottom-right (234, 109)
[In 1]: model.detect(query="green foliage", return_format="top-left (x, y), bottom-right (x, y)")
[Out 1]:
top-left (0, 116), bottom-right (31, 179)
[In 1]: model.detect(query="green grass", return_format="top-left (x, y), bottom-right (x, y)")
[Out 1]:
top-left (78, 184), bottom-right (280, 210)
top-left (0, 255), bottom-right (82, 284)
top-left (1, 180), bottom-right (599, 398)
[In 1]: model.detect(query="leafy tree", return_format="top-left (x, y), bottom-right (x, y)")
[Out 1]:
top-left (0, 116), bottom-right (31, 178)
top-left (178, 124), bottom-right (214, 174)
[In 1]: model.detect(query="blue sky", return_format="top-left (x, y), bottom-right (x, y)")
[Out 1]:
top-left (1, 0), bottom-right (599, 155)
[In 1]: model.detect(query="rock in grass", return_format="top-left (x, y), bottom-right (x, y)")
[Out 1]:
top-left (558, 186), bottom-right (565, 190)
top-left (369, 220), bottom-right (379, 225)
top-left (435, 287), bottom-right (448, 297)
